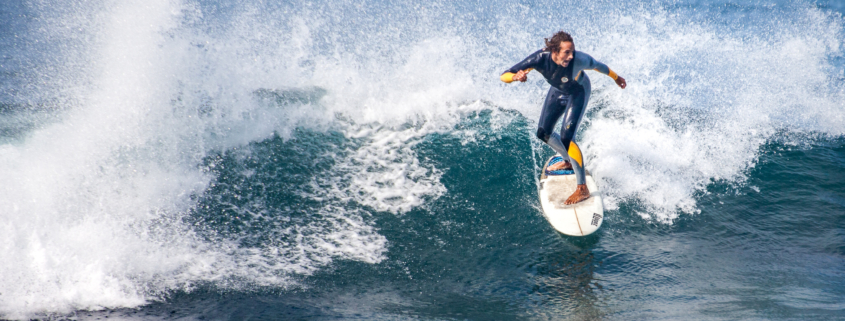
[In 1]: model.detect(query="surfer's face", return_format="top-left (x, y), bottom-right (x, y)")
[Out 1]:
top-left (552, 41), bottom-right (574, 67)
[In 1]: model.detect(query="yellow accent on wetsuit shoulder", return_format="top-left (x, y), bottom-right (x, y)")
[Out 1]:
top-left (567, 141), bottom-right (583, 167)
top-left (607, 69), bottom-right (619, 80)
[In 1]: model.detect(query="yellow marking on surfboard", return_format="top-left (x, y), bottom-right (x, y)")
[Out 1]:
top-left (568, 141), bottom-right (583, 167)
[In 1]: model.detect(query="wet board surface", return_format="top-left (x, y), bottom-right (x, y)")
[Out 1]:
top-left (539, 155), bottom-right (604, 236)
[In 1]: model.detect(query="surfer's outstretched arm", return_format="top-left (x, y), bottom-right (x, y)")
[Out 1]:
top-left (572, 52), bottom-right (627, 88)
top-left (501, 49), bottom-right (545, 83)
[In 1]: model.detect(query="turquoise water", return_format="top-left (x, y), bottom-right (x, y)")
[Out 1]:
top-left (1, 0), bottom-right (844, 319)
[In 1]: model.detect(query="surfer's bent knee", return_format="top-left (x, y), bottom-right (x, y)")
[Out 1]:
top-left (536, 127), bottom-right (550, 143)
top-left (559, 134), bottom-right (572, 151)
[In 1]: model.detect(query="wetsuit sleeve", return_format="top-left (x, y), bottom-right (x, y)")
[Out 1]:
top-left (501, 50), bottom-right (544, 83)
top-left (574, 52), bottom-right (619, 80)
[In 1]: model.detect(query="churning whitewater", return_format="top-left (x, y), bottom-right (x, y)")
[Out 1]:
top-left (1, 0), bottom-right (844, 319)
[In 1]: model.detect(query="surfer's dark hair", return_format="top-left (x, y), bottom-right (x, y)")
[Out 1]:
top-left (544, 31), bottom-right (574, 53)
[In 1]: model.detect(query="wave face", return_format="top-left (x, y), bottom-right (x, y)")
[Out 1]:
top-left (1, 0), bottom-right (844, 319)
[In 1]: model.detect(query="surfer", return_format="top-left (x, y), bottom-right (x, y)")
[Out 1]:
top-left (502, 31), bottom-right (626, 204)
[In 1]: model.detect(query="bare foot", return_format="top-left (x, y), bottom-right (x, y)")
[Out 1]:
top-left (547, 160), bottom-right (573, 171)
top-left (564, 184), bottom-right (590, 205)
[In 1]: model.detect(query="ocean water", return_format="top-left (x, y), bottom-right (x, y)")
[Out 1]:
top-left (1, 0), bottom-right (844, 319)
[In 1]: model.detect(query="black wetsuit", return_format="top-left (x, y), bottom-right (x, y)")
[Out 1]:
top-left (503, 49), bottom-right (614, 185)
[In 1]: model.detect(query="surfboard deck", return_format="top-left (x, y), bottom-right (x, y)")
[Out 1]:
top-left (539, 155), bottom-right (604, 236)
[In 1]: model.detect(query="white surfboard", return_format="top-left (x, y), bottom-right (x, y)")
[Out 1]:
top-left (539, 155), bottom-right (604, 236)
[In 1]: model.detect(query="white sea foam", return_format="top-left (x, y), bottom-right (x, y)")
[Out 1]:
top-left (1, 0), bottom-right (391, 317)
top-left (0, 0), bottom-right (462, 317)
top-left (569, 4), bottom-right (845, 220)
top-left (2, 0), bottom-right (844, 318)
top-left (0, 0), bottom-right (208, 316)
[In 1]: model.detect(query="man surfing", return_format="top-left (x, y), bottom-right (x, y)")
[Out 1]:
top-left (501, 31), bottom-right (626, 205)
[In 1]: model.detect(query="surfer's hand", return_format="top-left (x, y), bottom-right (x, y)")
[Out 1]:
top-left (514, 70), bottom-right (529, 82)
top-left (615, 76), bottom-right (627, 89)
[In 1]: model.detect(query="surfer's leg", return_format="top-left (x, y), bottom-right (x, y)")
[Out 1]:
top-left (559, 84), bottom-right (592, 205)
top-left (559, 85), bottom-right (588, 185)
top-left (536, 87), bottom-right (568, 157)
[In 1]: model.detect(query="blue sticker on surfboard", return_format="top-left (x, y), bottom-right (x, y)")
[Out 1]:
top-left (544, 155), bottom-right (575, 176)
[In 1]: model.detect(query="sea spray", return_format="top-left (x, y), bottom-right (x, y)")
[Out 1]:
top-left (1, 0), bottom-right (844, 318)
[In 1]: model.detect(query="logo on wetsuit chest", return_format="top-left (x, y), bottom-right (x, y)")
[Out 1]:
top-left (561, 76), bottom-right (569, 83)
